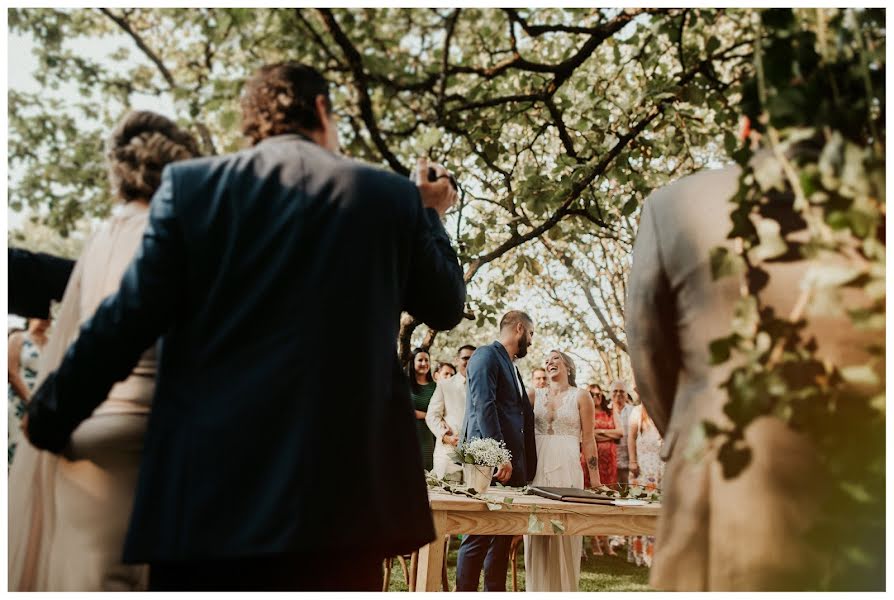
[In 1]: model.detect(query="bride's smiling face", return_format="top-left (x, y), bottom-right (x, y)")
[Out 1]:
top-left (544, 352), bottom-right (567, 383)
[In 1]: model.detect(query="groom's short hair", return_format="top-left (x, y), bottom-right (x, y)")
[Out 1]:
top-left (241, 62), bottom-right (332, 146)
top-left (499, 310), bottom-right (533, 332)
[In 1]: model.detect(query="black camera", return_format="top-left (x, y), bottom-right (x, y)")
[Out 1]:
top-left (413, 165), bottom-right (458, 191)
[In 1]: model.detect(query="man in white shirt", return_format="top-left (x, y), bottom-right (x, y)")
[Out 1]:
top-left (426, 344), bottom-right (475, 478)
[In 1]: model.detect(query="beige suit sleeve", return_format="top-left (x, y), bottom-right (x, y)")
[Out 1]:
top-left (425, 382), bottom-right (449, 440)
top-left (625, 196), bottom-right (679, 437)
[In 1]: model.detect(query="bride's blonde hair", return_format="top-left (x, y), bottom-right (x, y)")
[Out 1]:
top-left (548, 350), bottom-right (576, 387)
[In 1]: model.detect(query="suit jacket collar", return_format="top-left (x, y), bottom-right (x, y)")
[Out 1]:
top-left (492, 341), bottom-right (523, 403)
top-left (256, 133), bottom-right (314, 147)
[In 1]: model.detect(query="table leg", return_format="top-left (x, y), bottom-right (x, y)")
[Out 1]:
top-left (414, 512), bottom-right (447, 592)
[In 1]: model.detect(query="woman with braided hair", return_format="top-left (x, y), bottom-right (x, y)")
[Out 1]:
top-left (8, 111), bottom-right (199, 591)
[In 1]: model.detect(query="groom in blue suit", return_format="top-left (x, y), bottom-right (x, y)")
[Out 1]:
top-left (456, 310), bottom-right (537, 591)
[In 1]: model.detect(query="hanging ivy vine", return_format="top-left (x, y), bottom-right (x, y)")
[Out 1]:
top-left (704, 8), bottom-right (884, 590)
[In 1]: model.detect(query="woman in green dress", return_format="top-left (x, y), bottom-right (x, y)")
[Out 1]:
top-left (407, 347), bottom-right (437, 471)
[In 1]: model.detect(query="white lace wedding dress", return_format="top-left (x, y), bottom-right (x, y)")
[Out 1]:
top-left (523, 386), bottom-right (583, 591)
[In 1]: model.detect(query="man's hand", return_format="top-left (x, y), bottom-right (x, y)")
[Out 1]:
top-left (19, 413), bottom-right (29, 441)
top-left (415, 157), bottom-right (458, 219)
top-left (494, 461), bottom-right (513, 484)
top-left (442, 426), bottom-right (459, 446)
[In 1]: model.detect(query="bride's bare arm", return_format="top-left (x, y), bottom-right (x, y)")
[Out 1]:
top-left (577, 388), bottom-right (602, 488)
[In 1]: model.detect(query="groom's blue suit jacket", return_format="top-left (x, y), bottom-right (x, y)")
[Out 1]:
top-left (461, 341), bottom-right (537, 487)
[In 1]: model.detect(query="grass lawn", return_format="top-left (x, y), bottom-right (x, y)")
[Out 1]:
top-left (385, 537), bottom-right (653, 592)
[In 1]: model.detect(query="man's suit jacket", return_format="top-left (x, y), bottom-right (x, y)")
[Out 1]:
top-left (626, 164), bottom-right (882, 590)
top-left (461, 341), bottom-right (536, 487)
top-left (26, 134), bottom-right (466, 562)
top-left (8, 248), bottom-right (75, 319)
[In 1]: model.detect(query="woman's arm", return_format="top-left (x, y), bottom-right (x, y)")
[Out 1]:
top-left (597, 406), bottom-right (625, 440)
top-left (8, 333), bottom-right (30, 401)
top-left (628, 411), bottom-right (640, 478)
top-left (415, 409), bottom-right (427, 420)
top-left (578, 389), bottom-right (602, 488)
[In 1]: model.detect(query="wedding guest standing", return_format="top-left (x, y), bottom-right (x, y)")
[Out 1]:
top-left (627, 403), bottom-right (664, 567)
top-left (8, 111), bottom-right (200, 590)
top-left (7, 318), bottom-right (50, 465)
top-left (426, 345), bottom-right (475, 479)
top-left (24, 62), bottom-right (465, 591)
top-left (532, 368), bottom-right (548, 390)
top-left (408, 348), bottom-right (437, 471)
top-left (610, 380), bottom-right (635, 485)
top-left (433, 362), bottom-right (456, 381)
top-left (583, 383), bottom-right (619, 556)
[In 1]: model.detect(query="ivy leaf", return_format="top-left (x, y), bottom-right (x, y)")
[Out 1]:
top-left (731, 296), bottom-right (759, 337)
top-left (717, 440), bottom-right (752, 479)
top-left (747, 217), bottom-right (788, 263)
top-left (527, 513), bottom-right (544, 534)
top-left (751, 153), bottom-right (785, 192)
top-left (710, 246), bottom-right (744, 280)
top-left (550, 519), bottom-right (566, 534)
top-left (839, 365), bottom-right (880, 387)
top-left (840, 482), bottom-right (874, 504)
top-left (708, 335), bottom-right (737, 364)
top-left (723, 130), bottom-right (739, 157)
top-left (802, 263), bottom-right (861, 289)
top-left (621, 197), bottom-right (638, 216)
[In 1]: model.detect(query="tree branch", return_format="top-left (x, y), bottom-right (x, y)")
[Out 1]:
top-left (544, 96), bottom-right (579, 159)
top-left (99, 8), bottom-right (176, 90)
top-left (316, 8), bottom-right (408, 175)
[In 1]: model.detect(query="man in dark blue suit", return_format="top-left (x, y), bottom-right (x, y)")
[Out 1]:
top-left (24, 62), bottom-right (466, 590)
top-left (455, 310), bottom-right (537, 591)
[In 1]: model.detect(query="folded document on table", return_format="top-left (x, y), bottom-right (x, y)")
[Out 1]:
top-left (528, 486), bottom-right (618, 505)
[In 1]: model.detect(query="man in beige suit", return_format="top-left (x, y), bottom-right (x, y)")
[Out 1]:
top-left (426, 344), bottom-right (475, 478)
top-left (625, 162), bottom-right (881, 590)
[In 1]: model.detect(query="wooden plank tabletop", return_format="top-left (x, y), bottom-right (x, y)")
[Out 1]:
top-left (428, 487), bottom-right (662, 517)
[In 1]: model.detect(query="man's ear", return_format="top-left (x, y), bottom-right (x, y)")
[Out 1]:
top-left (315, 95), bottom-right (330, 129)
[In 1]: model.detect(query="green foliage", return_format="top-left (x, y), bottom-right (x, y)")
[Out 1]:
top-left (9, 8), bottom-right (752, 359)
top-left (708, 8), bottom-right (885, 590)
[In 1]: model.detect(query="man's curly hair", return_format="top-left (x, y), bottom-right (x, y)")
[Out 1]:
top-left (107, 111), bottom-right (200, 203)
top-left (240, 62), bottom-right (331, 145)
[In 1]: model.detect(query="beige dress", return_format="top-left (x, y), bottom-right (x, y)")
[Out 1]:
top-left (523, 387), bottom-right (583, 591)
top-left (8, 203), bottom-right (155, 591)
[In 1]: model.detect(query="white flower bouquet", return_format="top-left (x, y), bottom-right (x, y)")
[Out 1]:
top-left (450, 437), bottom-right (512, 468)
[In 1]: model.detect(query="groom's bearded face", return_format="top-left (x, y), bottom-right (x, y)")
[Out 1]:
top-left (516, 322), bottom-right (534, 358)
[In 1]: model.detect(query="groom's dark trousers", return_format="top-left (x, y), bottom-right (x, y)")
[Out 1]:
top-left (456, 535), bottom-right (513, 591)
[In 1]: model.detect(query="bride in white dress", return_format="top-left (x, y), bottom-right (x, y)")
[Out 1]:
top-left (524, 350), bottom-right (602, 591)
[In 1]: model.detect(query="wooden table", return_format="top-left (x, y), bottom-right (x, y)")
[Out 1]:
top-left (414, 487), bottom-right (661, 591)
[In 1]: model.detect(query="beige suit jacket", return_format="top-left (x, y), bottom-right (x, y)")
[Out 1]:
top-left (626, 164), bottom-right (881, 590)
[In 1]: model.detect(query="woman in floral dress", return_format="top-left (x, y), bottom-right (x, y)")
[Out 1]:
top-left (582, 385), bottom-right (620, 555)
top-left (7, 318), bottom-right (50, 466)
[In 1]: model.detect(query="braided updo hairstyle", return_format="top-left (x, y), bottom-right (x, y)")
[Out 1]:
top-left (107, 111), bottom-right (200, 203)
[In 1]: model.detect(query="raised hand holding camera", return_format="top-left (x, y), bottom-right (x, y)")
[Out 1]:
top-left (414, 157), bottom-right (458, 219)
